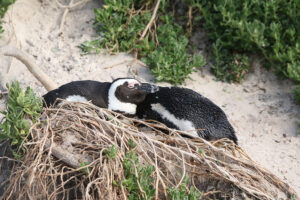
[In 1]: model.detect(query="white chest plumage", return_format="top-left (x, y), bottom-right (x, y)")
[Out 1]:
top-left (108, 79), bottom-right (138, 115)
top-left (56, 95), bottom-right (88, 106)
top-left (151, 103), bottom-right (198, 138)
top-left (108, 95), bottom-right (137, 114)
top-left (65, 95), bottom-right (88, 102)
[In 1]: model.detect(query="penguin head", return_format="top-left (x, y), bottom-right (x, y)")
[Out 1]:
top-left (108, 78), bottom-right (159, 114)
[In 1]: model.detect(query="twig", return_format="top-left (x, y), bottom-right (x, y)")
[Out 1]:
top-left (0, 45), bottom-right (58, 91)
top-left (57, 0), bottom-right (73, 34)
top-left (104, 60), bottom-right (132, 69)
top-left (129, 57), bottom-right (148, 68)
top-left (45, 138), bottom-right (92, 168)
top-left (140, 0), bottom-right (161, 40)
top-left (0, 91), bottom-right (8, 95)
top-left (186, 6), bottom-right (193, 36)
top-left (59, 4), bottom-right (71, 33)
top-left (1, 102), bottom-right (298, 199)
top-left (104, 58), bottom-right (148, 70)
top-left (56, 0), bottom-right (92, 34)
top-left (56, 0), bottom-right (91, 9)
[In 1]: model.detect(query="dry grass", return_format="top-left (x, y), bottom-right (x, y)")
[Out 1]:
top-left (0, 101), bottom-right (297, 200)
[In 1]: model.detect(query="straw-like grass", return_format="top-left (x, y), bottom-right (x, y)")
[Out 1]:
top-left (0, 101), bottom-right (297, 200)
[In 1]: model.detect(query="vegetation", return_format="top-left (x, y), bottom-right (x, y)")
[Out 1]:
top-left (1, 100), bottom-right (293, 199)
top-left (79, 161), bottom-right (90, 174)
top-left (102, 140), bottom-right (201, 200)
top-left (193, 0), bottom-right (300, 126)
top-left (79, 0), bottom-right (205, 85)
top-left (196, 0), bottom-right (300, 102)
top-left (167, 176), bottom-right (202, 200)
top-left (104, 144), bottom-right (118, 159)
top-left (0, 0), bottom-right (15, 35)
top-left (80, 0), bottom-right (300, 130)
top-left (294, 86), bottom-right (300, 103)
top-left (102, 141), bottom-right (156, 199)
top-left (81, 0), bottom-right (300, 101)
top-left (0, 81), bottom-right (42, 157)
top-left (122, 148), bottom-right (156, 200)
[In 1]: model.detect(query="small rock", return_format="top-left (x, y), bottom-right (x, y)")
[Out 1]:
top-left (51, 47), bottom-right (60, 53)
top-left (243, 88), bottom-right (249, 93)
top-left (26, 40), bottom-right (35, 47)
top-left (283, 133), bottom-right (287, 138)
top-left (251, 133), bottom-right (257, 137)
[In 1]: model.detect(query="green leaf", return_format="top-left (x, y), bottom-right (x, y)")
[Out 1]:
top-left (128, 139), bottom-right (136, 149)
top-left (104, 145), bottom-right (118, 159)
top-left (11, 138), bottom-right (19, 146)
top-left (287, 62), bottom-right (300, 81)
top-left (0, 80), bottom-right (42, 158)
top-left (198, 148), bottom-right (205, 155)
top-left (80, 0), bottom-right (206, 85)
top-left (79, 161), bottom-right (90, 174)
top-left (293, 86), bottom-right (300, 104)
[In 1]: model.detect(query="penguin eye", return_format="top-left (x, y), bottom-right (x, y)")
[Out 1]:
top-left (127, 82), bottom-right (138, 89)
top-left (128, 84), bottom-right (134, 89)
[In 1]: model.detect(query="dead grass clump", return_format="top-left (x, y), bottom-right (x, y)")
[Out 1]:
top-left (0, 101), bottom-right (297, 200)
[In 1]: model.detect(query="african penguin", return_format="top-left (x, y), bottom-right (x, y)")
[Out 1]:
top-left (43, 78), bottom-right (159, 115)
top-left (135, 86), bottom-right (238, 144)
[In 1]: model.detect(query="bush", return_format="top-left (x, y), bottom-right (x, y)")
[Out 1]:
top-left (167, 176), bottom-right (202, 200)
top-left (0, 81), bottom-right (42, 157)
top-left (122, 148), bottom-right (156, 200)
top-left (195, 0), bottom-right (300, 127)
top-left (80, 0), bottom-right (300, 105)
top-left (79, 0), bottom-right (205, 85)
top-left (197, 0), bottom-right (300, 83)
top-left (105, 140), bottom-right (199, 200)
top-left (294, 86), bottom-right (300, 104)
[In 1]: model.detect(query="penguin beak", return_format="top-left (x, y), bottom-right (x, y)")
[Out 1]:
top-left (137, 83), bottom-right (159, 94)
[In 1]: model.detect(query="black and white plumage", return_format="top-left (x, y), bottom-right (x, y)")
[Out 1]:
top-left (43, 80), bottom-right (110, 108)
top-left (43, 78), bottom-right (159, 115)
top-left (42, 78), bottom-right (237, 143)
top-left (136, 86), bottom-right (238, 144)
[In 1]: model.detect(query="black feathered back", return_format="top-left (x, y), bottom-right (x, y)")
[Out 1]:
top-left (43, 80), bottom-right (111, 108)
top-left (137, 86), bottom-right (238, 144)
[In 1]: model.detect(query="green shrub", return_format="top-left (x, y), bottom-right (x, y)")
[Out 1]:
top-left (104, 144), bottom-right (118, 159)
top-left (167, 176), bottom-right (202, 200)
top-left (122, 150), bottom-right (156, 200)
top-left (142, 14), bottom-right (205, 84)
top-left (79, 0), bottom-right (205, 85)
top-left (79, 161), bottom-right (90, 174)
top-left (294, 86), bottom-right (300, 133)
top-left (197, 0), bottom-right (300, 83)
top-left (294, 86), bottom-right (300, 104)
top-left (195, 0), bottom-right (300, 130)
top-left (119, 140), bottom-right (202, 199)
top-left (121, 140), bottom-right (155, 200)
top-left (0, 0), bottom-right (15, 35)
top-left (104, 140), bottom-right (156, 199)
top-left (0, 81), bottom-right (42, 157)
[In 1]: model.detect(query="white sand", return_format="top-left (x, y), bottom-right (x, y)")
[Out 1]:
top-left (0, 0), bottom-right (299, 196)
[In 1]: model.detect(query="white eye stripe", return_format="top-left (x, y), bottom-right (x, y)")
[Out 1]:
top-left (108, 78), bottom-right (138, 114)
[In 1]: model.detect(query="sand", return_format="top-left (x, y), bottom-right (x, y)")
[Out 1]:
top-left (0, 0), bottom-right (299, 196)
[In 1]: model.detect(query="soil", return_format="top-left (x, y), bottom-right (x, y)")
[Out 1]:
top-left (0, 0), bottom-right (299, 196)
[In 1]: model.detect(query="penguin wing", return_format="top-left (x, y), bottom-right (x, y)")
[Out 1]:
top-left (43, 80), bottom-right (111, 107)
